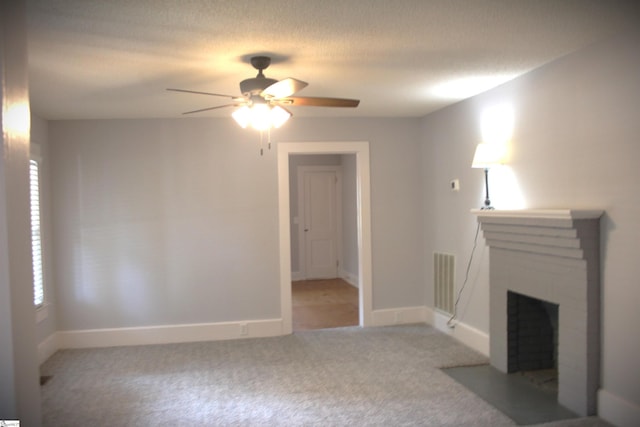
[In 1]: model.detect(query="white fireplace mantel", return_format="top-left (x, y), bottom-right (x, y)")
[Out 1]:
top-left (473, 208), bottom-right (603, 416)
top-left (472, 209), bottom-right (604, 261)
top-left (472, 208), bottom-right (603, 221)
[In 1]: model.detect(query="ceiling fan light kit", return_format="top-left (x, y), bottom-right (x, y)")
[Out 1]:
top-left (232, 104), bottom-right (291, 131)
top-left (168, 55), bottom-right (360, 133)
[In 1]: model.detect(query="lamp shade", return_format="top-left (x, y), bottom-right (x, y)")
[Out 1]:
top-left (232, 106), bottom-right (251, 128)
top-left (270, 105), bottom-right (291, 128)
top-left (472, 143), bottom-right (506, 168)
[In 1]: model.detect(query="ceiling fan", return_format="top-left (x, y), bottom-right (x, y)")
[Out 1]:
top-left (167, 56), bottom-right (360, 129)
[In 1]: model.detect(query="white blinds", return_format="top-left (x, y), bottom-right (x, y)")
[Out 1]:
top-left (30, 159), bottom-right (44, 306)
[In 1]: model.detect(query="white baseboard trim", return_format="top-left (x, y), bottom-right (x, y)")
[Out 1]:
top-left (598, 388), bottom-right (640, 427)
top-left (57, 319), bottom-right (284, 349)
top-left (339, 269), bottom-right (359, 288)
top-left (371, 306), bottom-right (428, 326)
top-left (291, 271), bottom-right (304, 281)
top-left (427, 308), bottom-right (490, 357)
top-left (38, 332), bottom-right (61, 365)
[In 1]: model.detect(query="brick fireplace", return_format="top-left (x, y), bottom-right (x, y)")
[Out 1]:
top-left (473, 209), bottom-right (603, 416)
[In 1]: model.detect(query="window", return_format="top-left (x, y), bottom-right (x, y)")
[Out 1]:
top-left (30, 158), bottom-right (44, 307)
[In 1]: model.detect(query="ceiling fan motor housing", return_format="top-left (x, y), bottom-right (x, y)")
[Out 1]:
top-left (240, 76), bottom-right (278, 96)
top-left (239, 56), bottom-right (278, 96)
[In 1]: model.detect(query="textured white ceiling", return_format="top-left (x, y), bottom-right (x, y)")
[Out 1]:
top-left (26, 0), bottom-right (639, 120)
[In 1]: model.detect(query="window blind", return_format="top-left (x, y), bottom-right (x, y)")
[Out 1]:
top-left (30, 159), bottom-right (44, 307)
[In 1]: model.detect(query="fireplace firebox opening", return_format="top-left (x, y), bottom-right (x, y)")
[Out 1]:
top-left (507, 291), bottom-right (559, 391)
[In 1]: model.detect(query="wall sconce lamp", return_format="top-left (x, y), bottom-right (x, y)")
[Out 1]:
top-left (472, 143), bottom-right (506, 209)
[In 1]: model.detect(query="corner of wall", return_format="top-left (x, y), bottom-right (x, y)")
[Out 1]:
top-left (427, 308), bottom-right (490, 357)
top-left (598, 389), bottom-right (640, 427)
top-left (339, 269), bottom-right (359, 288)
top-left (38, 332), bottom-right (60, 366)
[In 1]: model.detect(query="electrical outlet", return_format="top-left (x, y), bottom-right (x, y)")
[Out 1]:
top-left (240, 323), bottom-right (248, 336)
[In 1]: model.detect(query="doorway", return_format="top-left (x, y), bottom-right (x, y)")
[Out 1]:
top-left (296, 164), bottom-right (342, 280)
top-left (277, 142), bottom-right (373, 334)
top-left (291, 160), bottom-right (354, 331)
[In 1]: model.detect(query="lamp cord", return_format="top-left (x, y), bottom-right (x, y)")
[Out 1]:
top-left (447, 221), bottom-right (481, 328)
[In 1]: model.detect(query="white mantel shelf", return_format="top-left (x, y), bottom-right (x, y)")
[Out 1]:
top-left (471, 209), bottom-right (603, 220)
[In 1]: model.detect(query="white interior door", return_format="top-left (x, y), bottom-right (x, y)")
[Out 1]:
top-left (300, 167), bottom-right (341, 279)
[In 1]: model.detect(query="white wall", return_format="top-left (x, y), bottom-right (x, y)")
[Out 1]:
top-left (48, 117), bottom-right (424, 332)
top-left (0, 0), bottom-right (42, 423)
top-left (420, 30), bottom-right (640, 425)
top-left (340, 153), bottom-right (359, 285)
top-left (49, 119), bottom-right (281, 329)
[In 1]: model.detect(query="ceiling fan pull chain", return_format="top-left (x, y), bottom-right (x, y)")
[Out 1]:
top-left (259, 130), bottom-right (264, 156)
top-left (268, 127), bottom-right (272, 151)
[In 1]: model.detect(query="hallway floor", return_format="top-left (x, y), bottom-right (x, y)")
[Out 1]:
top-left (292, 278), bottom-right (359, 331)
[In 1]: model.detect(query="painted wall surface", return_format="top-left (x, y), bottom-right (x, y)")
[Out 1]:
top-left (49, 119), bottom-right (281, 329)
top-left (340, 153), bottom-right (359, 284)
top-left (420, 30), bottom-right (640, 420)
top-left (0, 0), bottom-right (43, 423)
top-left (48, 117), bottom-right (424, 331)
top-left (31, 114), bottom-right (58, 344)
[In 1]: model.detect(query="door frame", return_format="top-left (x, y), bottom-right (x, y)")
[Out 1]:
top-left (297, 165), bottom-right (342, 280)
top-left (277, 142), bottom-right (373, 333)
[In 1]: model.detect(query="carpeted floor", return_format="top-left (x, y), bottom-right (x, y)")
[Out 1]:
top-left (40, 324), bottom-right (611, 426)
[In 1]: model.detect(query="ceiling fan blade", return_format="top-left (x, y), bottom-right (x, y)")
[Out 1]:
top-left (167, 88), bottom-right (243, 101)
top-left (182, 104), bottom-right (237, 115)
top-left (261, 78), bottom-right (308, 99)
top-left (275, 96), bottom-right (360, 108)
